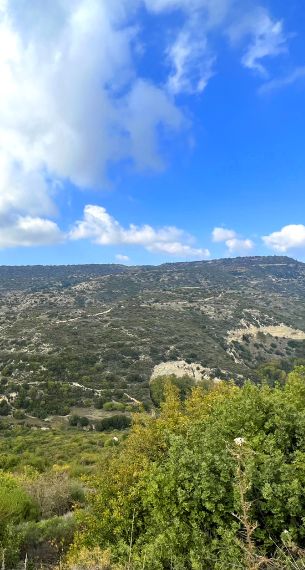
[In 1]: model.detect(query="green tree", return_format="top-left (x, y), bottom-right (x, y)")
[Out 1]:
top-left (0, 399), bottom-right (11, 416)
top-left (71, 368), bottom-right (305, 569)
top-left (150, 374), bottom-right (195, 406)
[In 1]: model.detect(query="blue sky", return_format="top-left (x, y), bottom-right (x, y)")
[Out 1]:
top-left (0, 0), bottom-right (305, 265)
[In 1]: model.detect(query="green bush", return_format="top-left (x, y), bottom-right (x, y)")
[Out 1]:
top-left (19, 514), bottom-right (77, 565)
top-left (0, 473), bottom-right (39, 567)
top-left (69, 414), bottom-right (80, 426)
top-left (79, 416), bottom-right (90, 427)
top-left (13, 409), bottom-right (26, 419)
top-left (73, 367), bottom-right (305, 569)
top-left (0, 473), bottom-right (39, 539)
top-left (95, 414), bottom-right (131, 432)
top-left (103, 402), bottom-right (126, 412)
top-left (0, 399), bottom-right (11, 416)
top-left (94, 397), bottom-right (106, 409)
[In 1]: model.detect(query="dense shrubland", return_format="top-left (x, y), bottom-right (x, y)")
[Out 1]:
top-left (2, 367), bottom-right (305, 567)
top-left (68, 367), bottom-right (305, 569)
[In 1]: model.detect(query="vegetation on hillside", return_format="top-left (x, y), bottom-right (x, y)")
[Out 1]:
top-left (1, 257), bottom-right (305, 420)
top-left (2, 366), bottom-right (305, 568)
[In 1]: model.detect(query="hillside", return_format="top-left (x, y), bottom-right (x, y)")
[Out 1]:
top-left (1, 256), bottom-right (305, 417)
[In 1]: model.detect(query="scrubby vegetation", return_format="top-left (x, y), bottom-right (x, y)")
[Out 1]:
top-left (2, 367), bottom-right (305, 568)
top-left (67, 367), bottom-right (305, 569)
top-left (1, 257), bottom-right (305, 421)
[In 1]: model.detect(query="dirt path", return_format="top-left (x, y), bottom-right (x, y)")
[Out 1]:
top-left (56, 307), bottom-right (113, 324)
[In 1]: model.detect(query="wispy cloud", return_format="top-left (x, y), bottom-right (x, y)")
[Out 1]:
top-left (166, 29), bottom-right (215, 95)
top-left (228, 7), bottom-right (288, 76)
top-left (145, 0), bottom-right (227, 96)
top-left (115, 254), bottom-right (130, 263)
top-left (259, 66), bottom-right (305, 94)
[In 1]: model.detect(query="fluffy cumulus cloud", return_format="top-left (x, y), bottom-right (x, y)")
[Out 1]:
top-left (0, 0), bottom-right (184, 247)
top-left (212, 227), bottom-right (237, 242)
top-left (0, 0), bottom-right (292, 249)
top-left (0, 215), bottom-right (63, 248)
top-left (212, 227), bottom-right (254, 253)
top-left (70, 205), bottom-right (210, 259)
top-left (263, 225), bottom-right (305, 252)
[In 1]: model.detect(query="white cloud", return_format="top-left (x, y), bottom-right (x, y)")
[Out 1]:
top-left (212, 227), bottom-right (237, 242)
top-left (258, 67), bottom-right (305, 94)
top-left (146, 1), bottom-right (290, 94)
top-left (0, 0), bottom-right (183, 234)
top-left (166, 29), bottom-right (215, 95)
top-left (147, 242), bottom-right (210, 257)
top-left (0, 215), bottom-right (63, 248)
top-left (0, 0), bottom-right (293, 253)
top-left (145, 0), bottom-right (231, 95)
top-left (226, 237), bottom-right (254, 253)
top-left (212, 227), bottom-right (254, 253)
top-left (70, 205), bottom-right (210, 259)
top-left (263, 225), bottom-right (305, 252)
top-left (0, 157), bottom-right (56, 218)
top-left (229, 7), bottom-right (288, 75)
top-left (116, 254), bottom-right (130, 262)
top-left (121, 80), bottom-right (183, 170)
top-left (144, 0), bottom-right (231, 25)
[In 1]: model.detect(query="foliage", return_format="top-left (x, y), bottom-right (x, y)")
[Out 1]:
top-left (19, 514), bottom-right (77, 566)
top-left (0, 428), bottom-right (106, 474)
top-left (0, 472), bottom-right (39, 567)
top-left (23, 471), bottom-right (85, 518)
top-left (69, 415), bottom-right (91, 428)
top-left (63, 547), bottom-right (114, 569)
top-left (103, 402), bottom-right (126, 412)
top-left (71, 367), bottom-right (305, 569)
top-left (95, 415), bottom-right (131, 432)
top-left (4, 365), bottom-right (305, 567)
top-left (150, 374), bottom-right (195, 406)
top-left (0, 399), bottom-right (11, 416)
top-left (0, 473), bottom-right (39, 539)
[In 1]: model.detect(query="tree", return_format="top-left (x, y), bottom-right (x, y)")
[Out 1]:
top-left (68, 414), bottom-right (79, 427)
top-left (95, 414), bottom-right (131, 432)
top-left (150, 374), bottom-right (195, 406)
top-left (72, 368), bottom-right (305, 569)
top-left (78, 416), bottom-right (90, 428)
top-left (0, 399), bottom-right (11, 416)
